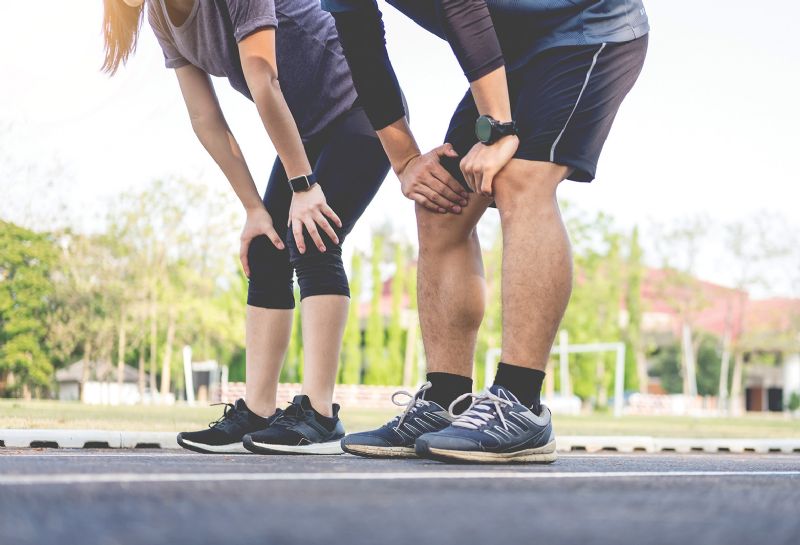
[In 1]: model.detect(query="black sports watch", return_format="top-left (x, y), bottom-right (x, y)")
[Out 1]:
top-left (287, 173), bottom-right (318, 193)
top-left (475, 115), bottom-right (517, 145)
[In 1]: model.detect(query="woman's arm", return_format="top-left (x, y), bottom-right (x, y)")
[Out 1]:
top-left (175, 64), bottom-right (284, 276)
top-left (175, 64), bottom-right (264, 212)
top-left (238, 28), bottom-right (341, 254)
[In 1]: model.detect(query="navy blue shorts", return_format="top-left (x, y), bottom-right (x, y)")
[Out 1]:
top-left (443, 35), bottom-right (648, 185)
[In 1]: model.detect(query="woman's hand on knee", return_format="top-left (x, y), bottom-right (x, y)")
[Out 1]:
top-left (289, 185), bottom-right (342, 254)
top-left (240, 206), bottom-right (285, 277)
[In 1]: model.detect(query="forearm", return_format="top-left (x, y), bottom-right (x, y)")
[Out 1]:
top-left (330, 4), bottom-right (406, 130)
top-left (192, 118), bottom-right (263, 211)
top-left (376, 117), bottom-right (421, 174)
top-left (246, 73), bottom-right (312, 179)
top-left (436, 0), bottom-right (512, 121)
top-left (469, 66), bottom-right (513, 122)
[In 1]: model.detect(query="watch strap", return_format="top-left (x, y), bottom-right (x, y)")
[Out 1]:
top-left (288, 173), bottom-right (318, 192)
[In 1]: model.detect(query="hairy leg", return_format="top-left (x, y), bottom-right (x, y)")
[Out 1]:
top-left (416, 197), bottom-right (492, 377)
top-left (493, 159), bottom-right (572, 371)
top-left (299, 294), bottom-right (349, 417)
top-left (245, 306), bottom-right (293, 417)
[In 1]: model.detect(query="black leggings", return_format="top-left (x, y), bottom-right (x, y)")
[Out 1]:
top-left (247, 104), bottom-right (390, 309)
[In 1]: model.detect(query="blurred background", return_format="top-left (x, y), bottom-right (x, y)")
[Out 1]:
top-left (1, 1), bottom-right (799, 435)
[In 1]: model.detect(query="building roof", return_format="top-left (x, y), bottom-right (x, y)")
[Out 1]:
top-left (55, 360), bottom-right (141, 384)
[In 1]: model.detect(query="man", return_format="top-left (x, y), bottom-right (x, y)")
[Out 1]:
top-left (325, 0), bottom-right (649, 463)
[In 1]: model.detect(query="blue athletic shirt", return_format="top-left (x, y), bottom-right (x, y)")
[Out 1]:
top-left (322, 0), bottom-right (649, 129)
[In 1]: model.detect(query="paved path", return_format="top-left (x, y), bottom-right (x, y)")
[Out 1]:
top-left (1, 450), bottom-right (798, 545)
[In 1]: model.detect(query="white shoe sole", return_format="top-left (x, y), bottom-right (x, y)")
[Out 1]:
top-left (247, 439), bottom-right (344, 455)
top-left (342, 444), bottom-right (417, 458)
top-left (178, 438), bottom-right (249, 454)
top-left (427, 440), bottom-right (558, 464)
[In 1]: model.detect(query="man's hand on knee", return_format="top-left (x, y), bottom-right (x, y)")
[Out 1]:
top-left (397, 144), bottom-right (469, 214)
top-left (459, 136), bottom-right (519, 198)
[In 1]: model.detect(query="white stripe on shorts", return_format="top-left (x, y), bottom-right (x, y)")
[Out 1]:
top-left (549, 42), bottom-right (607, 163)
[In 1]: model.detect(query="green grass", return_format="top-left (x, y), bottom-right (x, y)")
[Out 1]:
top-left (1, 400), bottom-right (798, 438)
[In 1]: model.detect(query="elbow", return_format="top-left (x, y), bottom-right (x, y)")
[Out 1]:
top-left (189, 114), bottom-right (225, 137)
top-left (242, 57), bottom-right (282, 99)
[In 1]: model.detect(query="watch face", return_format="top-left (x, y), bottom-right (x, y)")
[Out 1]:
top-left (475, 116), bottom-right (493, 143)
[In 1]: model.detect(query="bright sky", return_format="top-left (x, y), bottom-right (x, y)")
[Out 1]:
top-left (1, 1), bottom-right (799, 294)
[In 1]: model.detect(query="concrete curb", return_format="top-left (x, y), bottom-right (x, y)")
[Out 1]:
top-left (0, 430), bottom-right (179, 450)
top-left (1, 430), bottom-right (799, 453)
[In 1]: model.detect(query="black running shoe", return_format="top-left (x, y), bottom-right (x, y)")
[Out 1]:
top-left (243, 395), bottom-right (345, 455)
top-left (177, 399), bottom-right (278, 454)
top-left (341, 382), bottom-right (454, 458)
top-left (415, 385), bottom-right (557, 464)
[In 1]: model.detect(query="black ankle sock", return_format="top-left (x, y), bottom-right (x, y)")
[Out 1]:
top-left (493, 362), bottom-right (546, 414)
top-left (425, 372), bottom-right (473, 412)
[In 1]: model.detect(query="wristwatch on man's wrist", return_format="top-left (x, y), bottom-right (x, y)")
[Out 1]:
top-left (475, 115), bottom-right (517, 145)
top-left (287, 173), bottom-right (318, 193)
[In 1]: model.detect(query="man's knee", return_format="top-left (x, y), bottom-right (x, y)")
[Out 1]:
top-left (415, 201), bottom-right (485, 252)
top-left (494, 160), bottom-right (571, 213)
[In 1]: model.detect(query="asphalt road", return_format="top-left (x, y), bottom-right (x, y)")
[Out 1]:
top-left (0, 449), bottom-right (798, 545)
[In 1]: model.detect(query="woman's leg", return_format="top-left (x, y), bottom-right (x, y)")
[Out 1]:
top-left (287, 105), bottom-right (391, 416)
top-left (244, 159), bottom-right (296, 418)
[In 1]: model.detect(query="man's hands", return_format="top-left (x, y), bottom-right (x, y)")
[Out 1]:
top-left (460, 135), bottom-right (519, 197)
top-left (240, 206), bottom-right (284, 277)
top-left (289, 184), bottom-right (342, 254)
top-left (397, 144), bottom-right (469, 213)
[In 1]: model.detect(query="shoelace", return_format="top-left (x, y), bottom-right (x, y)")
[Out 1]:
top-left (448, 390), bottom-right (514, 431)
top-left (271, 400), bottom-right (306, 428)
top-left (391, 382), bottom-right (432, 431)
top-left (208, 403), bottom-right (248, 431)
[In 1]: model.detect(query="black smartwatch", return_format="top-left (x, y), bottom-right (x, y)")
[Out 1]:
top-left (475, 115), bottom-right (517, 145)
top-left (287, 173), bottom-right (318, 193)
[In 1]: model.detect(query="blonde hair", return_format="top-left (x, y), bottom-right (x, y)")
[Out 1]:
top-left (101, 0), bottom-right (145, 75)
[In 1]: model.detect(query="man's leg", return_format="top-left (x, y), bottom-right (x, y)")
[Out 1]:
top-left (416, 196), bottom-right (492, 407)
top-left (492, 159), bottom-right (572, 410)
top-left (413, 160), bottom-right (568, 463)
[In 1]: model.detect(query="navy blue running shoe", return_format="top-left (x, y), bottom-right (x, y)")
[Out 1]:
top-left (243, 395), bottom-right (345, 455)
top-left (341, 383), bottom-right (455, 458)
top-left (177, 399), bottom-right (279, 454)
top-left (415, 385), bottom-right (557, 464)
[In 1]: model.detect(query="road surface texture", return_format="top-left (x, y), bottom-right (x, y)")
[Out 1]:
top-left (1, 449), bottom-right (798, 545)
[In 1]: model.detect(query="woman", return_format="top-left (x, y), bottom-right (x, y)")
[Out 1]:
top-left (102, 0), bottom-right (404, 454)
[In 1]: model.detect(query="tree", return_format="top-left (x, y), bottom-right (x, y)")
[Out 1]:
top-left (625, 226), bottom-right (647, 393)
top-left (364, 234), bottom-right (387, 384)
top-left (652, 215), bottom-right (711, 398)
top-left (723, 215), bottom-right (788, 414)
top-left (0, 221), bottom-right (58, 396)
top-left (386, 242), bottom-right (407, 385)
top-left (560, 207), bottom-right (626, 404)
top-left (340, 252), bottom-right (363, 384)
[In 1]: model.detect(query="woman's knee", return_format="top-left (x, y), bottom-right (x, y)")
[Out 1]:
top-left (247, 235), bottom-right (295, 309)
top-left (287, 231), bottom-right (350, 300)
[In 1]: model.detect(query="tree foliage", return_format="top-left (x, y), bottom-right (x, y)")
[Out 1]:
top-left (0, 221), bottom-right (58, 393)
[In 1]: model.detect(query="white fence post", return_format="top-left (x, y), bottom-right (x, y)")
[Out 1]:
top-left (182, 345), bottom-right (195, 406)
top-left (614, 343), bottom-right (626, 417)
top-left (559, 330), bottom-right (570, 397)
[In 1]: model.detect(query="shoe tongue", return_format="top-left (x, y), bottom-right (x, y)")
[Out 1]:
top-left (234, 398), bottom-right (250, 412)
top-left (290, 395), bottom-right (312, 411)
top-left (489, 384), bottom-right (520, 404)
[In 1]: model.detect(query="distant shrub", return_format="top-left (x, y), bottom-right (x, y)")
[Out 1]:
top-left (789, 392), bottom-right (800, 412)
